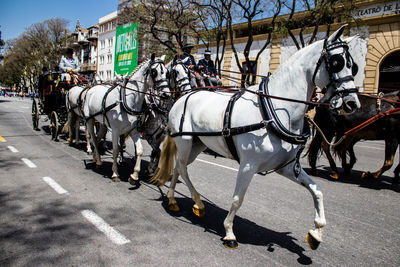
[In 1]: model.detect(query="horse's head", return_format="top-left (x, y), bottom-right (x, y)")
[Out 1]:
top-left (167, 57), bottom-right (192, 95)
top-left (144, 54), bottom-right (171, 111)
top-left (313, 25), bottom-right (361, 114)
top-left (145, 54), bottom-right (170, 99)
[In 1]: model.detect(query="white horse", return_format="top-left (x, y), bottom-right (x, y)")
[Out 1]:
top-left (65, 85), bottom-right (98, 154)
top-left (151, 25), bottom-right (361, 250)
top-left (83, 54), bottom-right (170, 183)
top-left (166, 57), bottom-right (192, 97)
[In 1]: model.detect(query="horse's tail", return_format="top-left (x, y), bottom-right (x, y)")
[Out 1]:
top-left (150, 135), bottom-right (177, 187)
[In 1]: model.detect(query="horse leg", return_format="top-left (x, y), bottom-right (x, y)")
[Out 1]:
top-left (322, 141), bottom-right (339, 179)
top-left (393, 147), bottom-right (400, 184)
top-left (362, 138), bottom-right (397, 180)
top-left (87, 119), bottom-right (102, 168)
top-left (277, 166), bottom-right (326, 250)
top-left (223, 165), bottom-right (255, 249)
top-left (67, 111), bottom-right (76, 145)
top-left (173, 137), bottom-right (205, 217)
top-left (166, 140), bottom-right (206, 213)
top-left (128, 133), bottom-right (143, 185)
top-left (345, 140), bottom-right (357, 175)
top-left (111, 130), bottom-right (120, 182)
top-left (74, 117), bottom-right (80, 146)
top-left (85, 126), bottom-right (93, 155)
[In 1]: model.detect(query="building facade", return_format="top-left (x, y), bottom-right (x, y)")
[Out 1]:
top-left (195, 0), bottom-right (400, 94)
top-left (97, 11), bottom-right (118, 82)
top-left (66, 20), bottom-right (98, 81)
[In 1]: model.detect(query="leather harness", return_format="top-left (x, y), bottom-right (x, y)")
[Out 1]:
top-left (171, 75), bottom-right (311, 163)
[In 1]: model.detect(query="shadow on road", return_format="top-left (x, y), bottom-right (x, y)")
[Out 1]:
top-left (0, 186), bottom-right (107, 266)
top-left (304, 166), bottom-right (400, 193)
top-left (155, 189), bottom-right (313, 265)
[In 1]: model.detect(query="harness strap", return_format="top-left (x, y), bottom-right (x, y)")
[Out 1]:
top-left (222, 90), bottom-right (245, 162)
top-left (259, 75), bottom-right (310, 144)
top-left (85, 84), bottom-right (119, 123)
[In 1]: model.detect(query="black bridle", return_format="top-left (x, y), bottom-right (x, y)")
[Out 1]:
top-left (145, 59), bottom-right (169, 91)
top-left (168, 60), bottom-right (191, 93)
top-left (312, 39), bottom-right (359, 99)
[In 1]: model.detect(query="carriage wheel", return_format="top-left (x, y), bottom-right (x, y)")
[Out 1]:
top-left (32, 99), bottom-right (39, 131)
top-left (50, 111), bottom-right (59, 141)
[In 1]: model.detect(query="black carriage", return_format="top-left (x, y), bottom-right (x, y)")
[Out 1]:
top-left (32, 70), bottom-right (72, 141)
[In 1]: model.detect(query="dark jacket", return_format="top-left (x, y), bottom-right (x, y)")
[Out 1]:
top-left (180, 52), bottom-right (196, 67)
top-left (197, 58), bottom-right (217, 76)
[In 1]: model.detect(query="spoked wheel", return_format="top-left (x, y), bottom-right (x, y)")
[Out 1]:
top-left (50, 111), bottom-right (59, 141)
top-left (32, 99), bottom-right (39, 131)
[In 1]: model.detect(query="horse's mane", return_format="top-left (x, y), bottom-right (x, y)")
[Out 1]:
top-left (129, 59), bottom-right (151, 78)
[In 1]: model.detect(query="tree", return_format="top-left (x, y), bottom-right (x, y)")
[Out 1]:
top-left (119, 0), bottom-right (200, 62)
top-left (0, 18), bottom-right (68, 91)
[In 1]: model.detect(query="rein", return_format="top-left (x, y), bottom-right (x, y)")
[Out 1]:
top-left (309, 107), bottom-right (400, 147)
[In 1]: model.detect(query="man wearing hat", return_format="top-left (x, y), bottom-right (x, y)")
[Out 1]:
top-left (179, 43), bottom-right (205, 87)
top-left (59, 48), bottom-right (81, 85)
top-left (198, 50), bottom-right (222, 86)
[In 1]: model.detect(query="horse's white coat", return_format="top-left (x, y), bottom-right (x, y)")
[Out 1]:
top-left (83, 56), bottom-right (169, 180)
top-left (160, 25), bottom-right (361, 246)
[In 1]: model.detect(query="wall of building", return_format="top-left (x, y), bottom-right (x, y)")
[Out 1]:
top-left (195, 0), bottom-right (400, 94)
top-left (97, 11), bottom-right (117, 81)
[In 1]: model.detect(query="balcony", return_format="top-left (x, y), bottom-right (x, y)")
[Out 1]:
top-left (87, 32), bottom-right (98, 41)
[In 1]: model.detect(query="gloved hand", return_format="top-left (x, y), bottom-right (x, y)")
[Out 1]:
top-left (72, 69), bottom-right (77, 73)
top-left (67, 68), bottom-right (72, 72)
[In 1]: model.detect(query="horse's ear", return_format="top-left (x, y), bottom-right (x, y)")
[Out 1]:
top-left (327, 24), bottom-right (347, 43)
top-left (160, 55), bottom-right (166, 62)
top-left (151, 53), bottom-right (156, 61)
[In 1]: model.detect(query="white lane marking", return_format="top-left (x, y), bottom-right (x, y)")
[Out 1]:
top-left (81, 210), bottom-right (131, 245)
top-left (42, 177), bottom-right (68, 194)
top-left (8, 146), bottom-right (19, 153)
top-left (196, 158), bottom-right (238, 172)
top-left (21, 158), bottom-right (37, 168)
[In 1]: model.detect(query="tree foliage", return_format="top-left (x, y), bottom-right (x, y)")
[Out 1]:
top-left (0, 18), bottom-right (68, 90)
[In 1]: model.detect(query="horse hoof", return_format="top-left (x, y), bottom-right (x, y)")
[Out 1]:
top-left (306, 233), bottom-right (320, 250)
top-left (128, 177), bottom-right (138, 186)
top-left (223, 240), bottom-right (239, 249)
top-left (329, 172), bottom-right (339, 180)
top-left (87, 151), bottom-right (93, 156)
top-left (168, 203), bottom-right (180, 212)
top-left (192, 205), bottom-right (205, 218)
top-left (361, 172), bottom-right (370, 179)
top-left (112, 177), bottom-right (121, 182)
top-left (67, 139), bottom-right (73, 145)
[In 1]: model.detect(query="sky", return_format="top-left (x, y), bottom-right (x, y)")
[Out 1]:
top-left (0, 0), bottom-right (118, 42)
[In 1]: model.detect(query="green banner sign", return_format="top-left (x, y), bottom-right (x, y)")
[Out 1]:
top-left (114, 22), bottom-right (139, 75)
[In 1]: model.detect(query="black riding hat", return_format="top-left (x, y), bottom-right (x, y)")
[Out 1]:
top-left (181, 43), bottom-right (194, 50)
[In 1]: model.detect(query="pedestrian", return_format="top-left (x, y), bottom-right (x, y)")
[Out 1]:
top-left (197, 50), bottom-right (222, 87)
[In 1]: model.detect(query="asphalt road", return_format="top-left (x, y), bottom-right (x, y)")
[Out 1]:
top-left (1, 96), bottom-right (399, 266)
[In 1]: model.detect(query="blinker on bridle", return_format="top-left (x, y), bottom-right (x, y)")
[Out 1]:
top-left (146, 59), bottom-right (169, 90)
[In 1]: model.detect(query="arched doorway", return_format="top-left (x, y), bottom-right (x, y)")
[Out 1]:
top-left (378, 50), bottom-right (400, 94)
